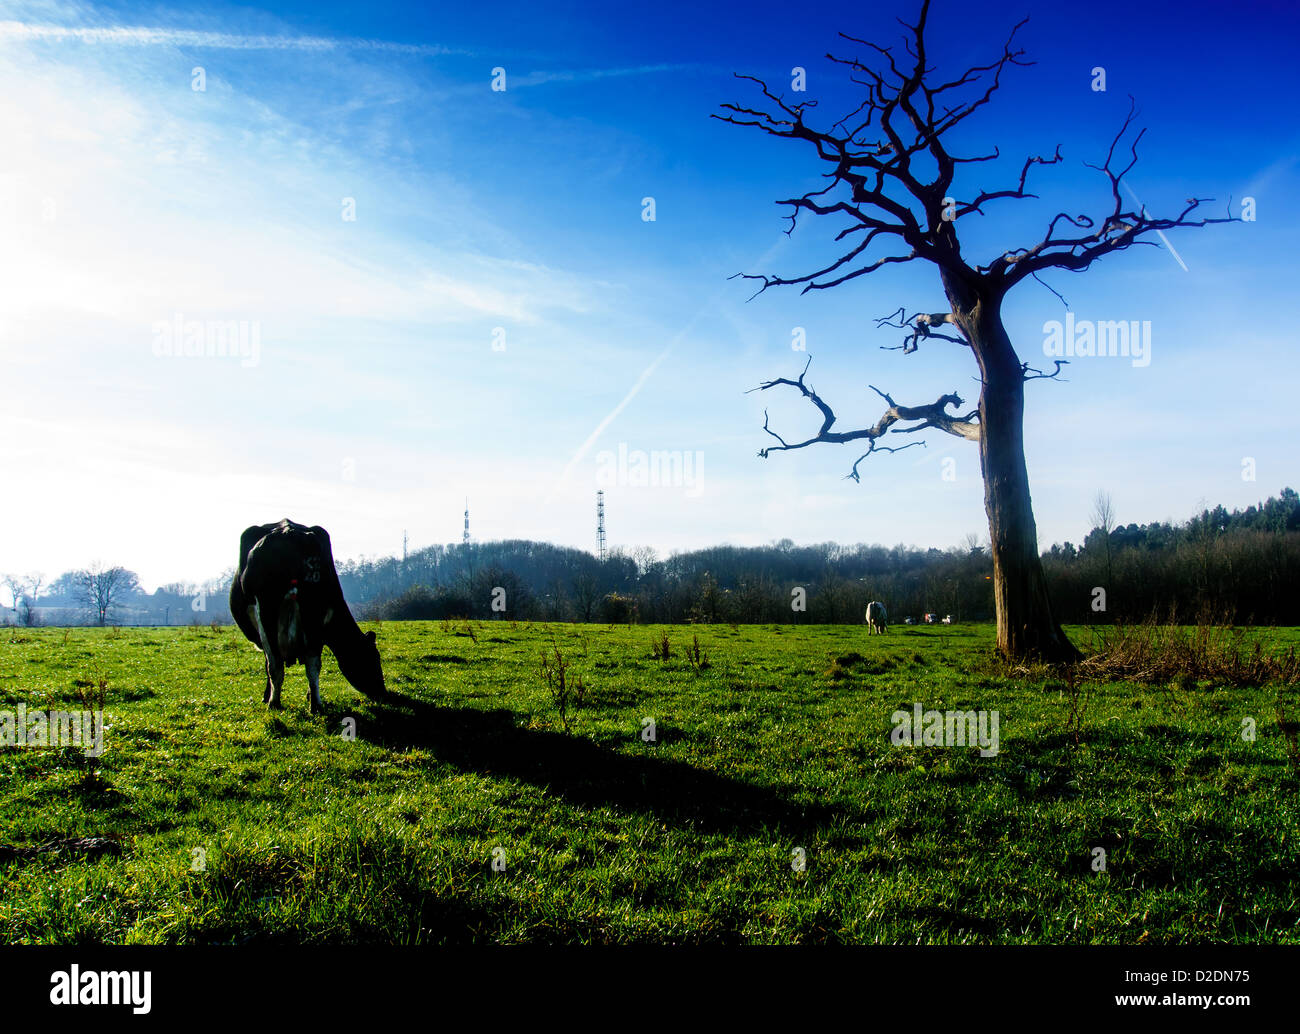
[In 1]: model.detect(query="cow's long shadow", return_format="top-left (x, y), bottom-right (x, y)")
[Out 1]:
top-left (357, 695), bottom-right (831, 836)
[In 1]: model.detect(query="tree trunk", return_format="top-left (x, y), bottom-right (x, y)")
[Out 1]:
top-left (961, 294), bottom-right (1079, 662)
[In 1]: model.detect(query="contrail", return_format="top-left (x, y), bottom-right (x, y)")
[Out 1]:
top-left (1122, 181), bottom-right (1188, 272)
top-left (545, 235), bottom-right (789, 503)
top-left (544, 340), bottom-right (678, 504)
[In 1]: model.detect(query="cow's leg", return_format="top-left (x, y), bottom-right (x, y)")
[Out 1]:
top-left (267, 655), bottom-right (285, 709)
top-left (305, 654), bottom-right (324, 714)
top-left (247, 603), bottom-right (273, 702)
top-left (252, 600), bottom-right (286, 709)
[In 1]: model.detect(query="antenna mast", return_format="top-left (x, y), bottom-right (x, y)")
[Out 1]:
top-left (597, 490), bottom-right (606, 562)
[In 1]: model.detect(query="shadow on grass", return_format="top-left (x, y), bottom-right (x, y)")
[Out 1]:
top-left (357, 694), bottom-right (832, 836)
top-left (204, 890), bottom-right (714, 946)
top-left (197, 894), bottom-right (517, 946)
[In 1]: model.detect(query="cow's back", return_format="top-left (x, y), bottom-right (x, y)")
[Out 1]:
top-left (231, 520), bottom-right (331, 656)
top-left (242, 521), bottom-right (326, 594)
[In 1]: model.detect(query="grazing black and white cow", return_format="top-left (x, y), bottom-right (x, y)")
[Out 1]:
top-left (865, 600), bottom-right (888, 635)
top-left (230, 519), bottom-right (385, 712)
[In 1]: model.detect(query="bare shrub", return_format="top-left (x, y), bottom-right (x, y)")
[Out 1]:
top-left (1275, 692), bottom-right (1300, 777)
top-left (1079, 610), bottom-right (1299, 688)
top-left (686, 633), bottom-right (711, 672)
top-left (539, 645), bottom-right (583, 732)
top-left (74, 672), bottom-right (109, 788)
top-left (1060, 665), bottom-right (1093, 746)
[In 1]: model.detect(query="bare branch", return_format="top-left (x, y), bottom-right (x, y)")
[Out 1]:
top-left (954, 145), bottom-right (1064, 218)
top-left (846, 439), bottom-right (925, 482)
top-left (990, 97), bottom-right (1241, 284)
top-left (1029, 270), bottom-right (1069, 309)
top-left (1021, 359), bottom-right (1069, 382)
top-left (875, 306), bottom-right (969, 353)
top-left (713, 0), bottom-right (1040, 293)
top-left (749, 358), bottom-right (979, 480)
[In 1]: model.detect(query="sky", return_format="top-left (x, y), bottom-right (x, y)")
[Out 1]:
top-left (1, 0), bottom-right (1298, 592)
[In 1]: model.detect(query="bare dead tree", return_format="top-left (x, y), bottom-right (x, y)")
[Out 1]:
top-left (1, 573), bottom-right (24, 626)
top-left (78, 563), bottom-right (136, 627)
top-left (1091, 490), bottom-right (1116, 594)
top-left (716, 0), bottom-right (1237, 661)
top-left (18, 573), bottom-right (44, 626)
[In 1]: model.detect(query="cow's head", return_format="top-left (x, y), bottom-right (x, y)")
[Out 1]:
top-left (339, 629), bottom-right (387, 699)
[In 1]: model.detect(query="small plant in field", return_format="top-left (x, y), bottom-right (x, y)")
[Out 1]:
top-left (686, 634), bottom-right (711, 672)
top-left (650, 632), bottom-right (672, 661)
top-left (463, 621), bottom-right (478, 643)
top-left (74, 672), bottom-right (109, 788)
top-left (1275, 691), bottom-right (1300, 777)
top-left (539, 645), bottom-right (581, 732)
top-left (1060, 666), bottom-right (1092, 746)
top-left (75, 671), bottom-right (108, 713)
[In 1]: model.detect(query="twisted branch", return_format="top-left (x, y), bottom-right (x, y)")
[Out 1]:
top-left (748, 357), bottom-right (979, 481)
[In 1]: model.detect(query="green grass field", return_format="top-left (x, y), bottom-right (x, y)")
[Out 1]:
top-left (2, 621), bottom-right (1298, 944)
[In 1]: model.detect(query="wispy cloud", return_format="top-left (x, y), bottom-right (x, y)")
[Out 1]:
top-left (511, 64), bottom-right (693, 88)
top-left (0, 21), bottom-right (695, 86)
top-left (0, 21), bottom-right (469, 55)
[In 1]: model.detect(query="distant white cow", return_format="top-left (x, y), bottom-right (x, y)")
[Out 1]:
top-left (941, 615), bottom-right (953, 625)
top-left (865, 601), bottom-right (888, 635)
top-left (903, 616), bottom-right (916, 626)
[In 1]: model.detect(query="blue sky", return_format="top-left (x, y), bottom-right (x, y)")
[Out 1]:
top-left (1, 0), bottom-right (1297, 590)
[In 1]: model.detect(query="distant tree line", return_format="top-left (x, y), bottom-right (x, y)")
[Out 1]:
top-left (354, 489), bottom-right (1300, 626)
top-left (2, 567), bottom-right (230, 627)
top-left (8, 489), bottom-right (1298, 627)
top-left (1044, 489), bottom-right (1300, 625)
